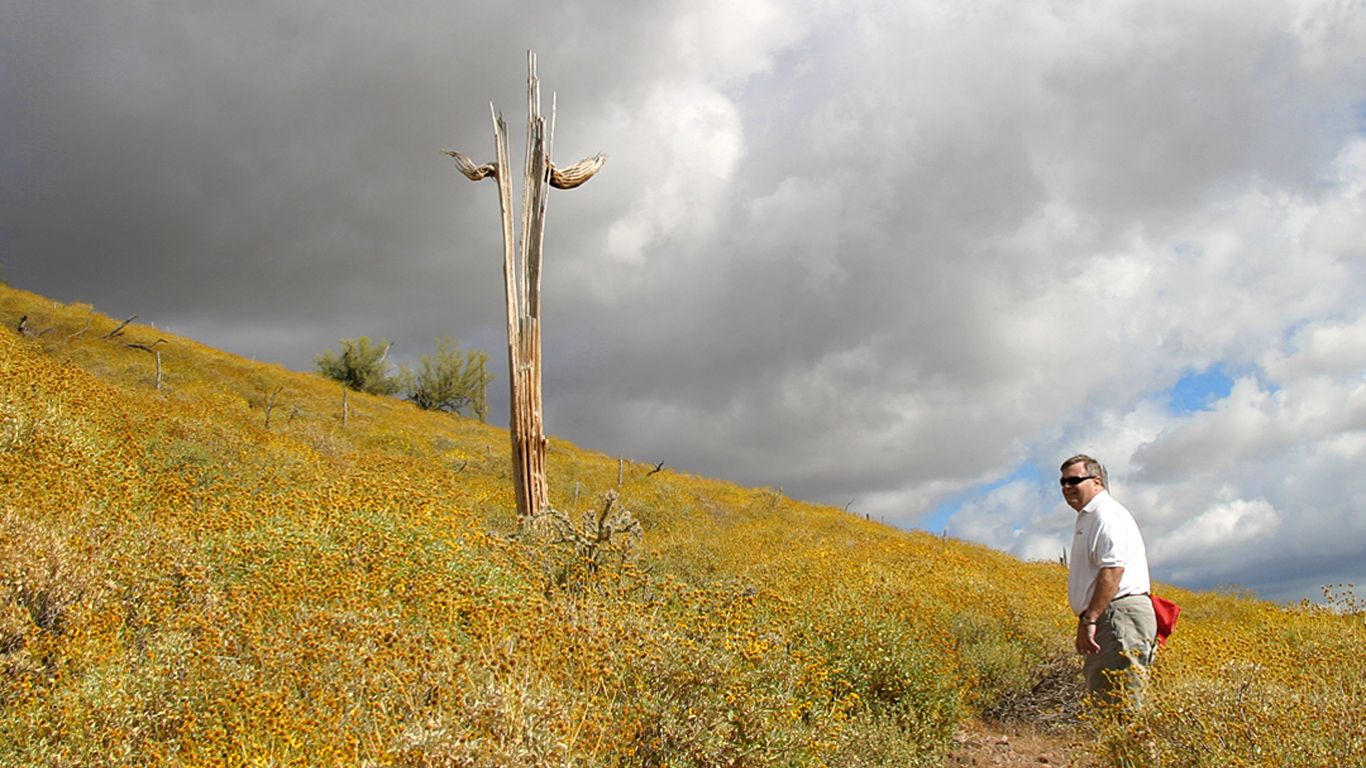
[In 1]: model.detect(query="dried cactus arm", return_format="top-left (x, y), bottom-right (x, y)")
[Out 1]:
top-left (442, 149), bottom-right (498, 181)
top-left (549, 153), bottom-right (607, 189)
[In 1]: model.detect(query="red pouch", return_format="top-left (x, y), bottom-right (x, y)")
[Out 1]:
top-left (1151, 594), bottom-right (1181, 646)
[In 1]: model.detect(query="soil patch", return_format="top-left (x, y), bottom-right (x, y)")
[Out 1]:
top-left (946, 721), bottom-right (1099, 768)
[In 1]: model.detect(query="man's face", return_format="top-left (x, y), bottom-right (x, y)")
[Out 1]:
top-left (1060, 462), bottom-right (1103, 511)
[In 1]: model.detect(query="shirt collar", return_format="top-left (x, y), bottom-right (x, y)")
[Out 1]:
top-left (1079, 489), bottom-right (1111, 515)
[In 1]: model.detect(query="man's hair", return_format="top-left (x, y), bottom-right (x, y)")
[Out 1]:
top-left (1060, 454), bottom-right (1106, 488)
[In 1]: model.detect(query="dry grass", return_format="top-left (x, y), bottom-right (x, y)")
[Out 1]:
top-left (0, 285), bottom-right (1363, 767)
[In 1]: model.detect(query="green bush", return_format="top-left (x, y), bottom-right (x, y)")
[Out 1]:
top-left (314, 336), bottom-right (400, 395)
top-left (406, 336), bottom-right (492, 421)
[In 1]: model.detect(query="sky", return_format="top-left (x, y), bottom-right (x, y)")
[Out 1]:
top-left (4, 0), bottom-right (1366, 603)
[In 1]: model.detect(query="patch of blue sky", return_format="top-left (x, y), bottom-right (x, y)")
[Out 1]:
top-left (922, 462), bottom-right (1042, 533)
top-left (1166, 365), bottom-right (1235, 414)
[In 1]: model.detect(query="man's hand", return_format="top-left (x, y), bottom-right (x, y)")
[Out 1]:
top-left (1075, 620), bottom-right (1101, 654)
top-left (1074, 566), bottom-right (1122, 655)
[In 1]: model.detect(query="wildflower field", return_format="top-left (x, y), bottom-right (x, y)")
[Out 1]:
top-left (1, 285), bottom-right (1363, 767)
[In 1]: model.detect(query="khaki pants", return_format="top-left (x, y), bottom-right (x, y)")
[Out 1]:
top-left (1084, 594), bottom-right (1157, 708)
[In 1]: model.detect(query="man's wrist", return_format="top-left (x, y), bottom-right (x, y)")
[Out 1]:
top-left (1078, 615), bottom-right (1098, 625)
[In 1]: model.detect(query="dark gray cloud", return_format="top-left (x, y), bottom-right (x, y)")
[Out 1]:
top-left (5, 0), bottom-right (1366, 602)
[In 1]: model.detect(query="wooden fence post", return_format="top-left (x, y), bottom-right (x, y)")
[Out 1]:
top-left (444, 52), bottom-right (606, 521)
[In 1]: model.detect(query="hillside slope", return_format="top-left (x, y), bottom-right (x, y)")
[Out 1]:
top-left (1, 286), bottom-right (1362, 767)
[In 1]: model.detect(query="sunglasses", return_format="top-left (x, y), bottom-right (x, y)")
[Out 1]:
top-left (1059, 476), bottom-right (1097, 487)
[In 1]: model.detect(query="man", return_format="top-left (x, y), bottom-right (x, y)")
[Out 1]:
top-left (1060, 454), bottom-right (1157, 707)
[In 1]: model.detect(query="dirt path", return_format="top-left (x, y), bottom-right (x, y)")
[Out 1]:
top-left (946, 721), bottom-right (1097, 767)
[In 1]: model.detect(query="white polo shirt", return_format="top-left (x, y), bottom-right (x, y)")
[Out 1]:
top-left (1067, 489), bottom-right (1151, 616)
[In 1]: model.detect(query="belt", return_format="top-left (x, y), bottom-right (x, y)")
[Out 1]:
top-left (1111, 592), bottom-right (1149, 601)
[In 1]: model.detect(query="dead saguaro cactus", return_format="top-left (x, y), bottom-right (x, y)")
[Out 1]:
top-left (443, 52), bottom-right (606, 521)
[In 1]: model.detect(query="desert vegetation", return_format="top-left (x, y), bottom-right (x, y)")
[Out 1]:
top-left (0, 285), bottom-right (1362, 767)
top-left (315, 336), bottom-right (492, 422)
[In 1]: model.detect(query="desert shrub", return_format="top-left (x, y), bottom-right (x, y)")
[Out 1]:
top-left (607, 580), bottom-right (852, 768)
top-left (529, 490), bottom-right (644, 594)
top-left (983, 651), bottom-right (1085, 732)
top-left (315, 336), bottom-right (401, 395)
top-left (798, 596), bottom-right (963, 765)
top-left (0, 510), bottom-right (94, 640)
top-left (406, 336), bottom-right (492, 421)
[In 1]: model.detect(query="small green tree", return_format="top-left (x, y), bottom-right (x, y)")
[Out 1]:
top-left (314, 337), bottom-right (400, 395)
top-left (406, 337), bottom-right (493, 422)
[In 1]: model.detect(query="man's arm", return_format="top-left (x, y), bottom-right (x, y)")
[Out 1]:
top-left (1075, 566), bottom-right (1124, 655)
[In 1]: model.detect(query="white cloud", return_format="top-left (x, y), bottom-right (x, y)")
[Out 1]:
top-left (668, 0), bottom-right (806, 84)
top-left (1263, 313), bottom-right (1366, 383)
top-left (600, 81), bottom-right (745, 266)
top-left (1149, 495), bottom-right (1281, 564)
top-left (947, 478), bottom-right (1058, 551)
